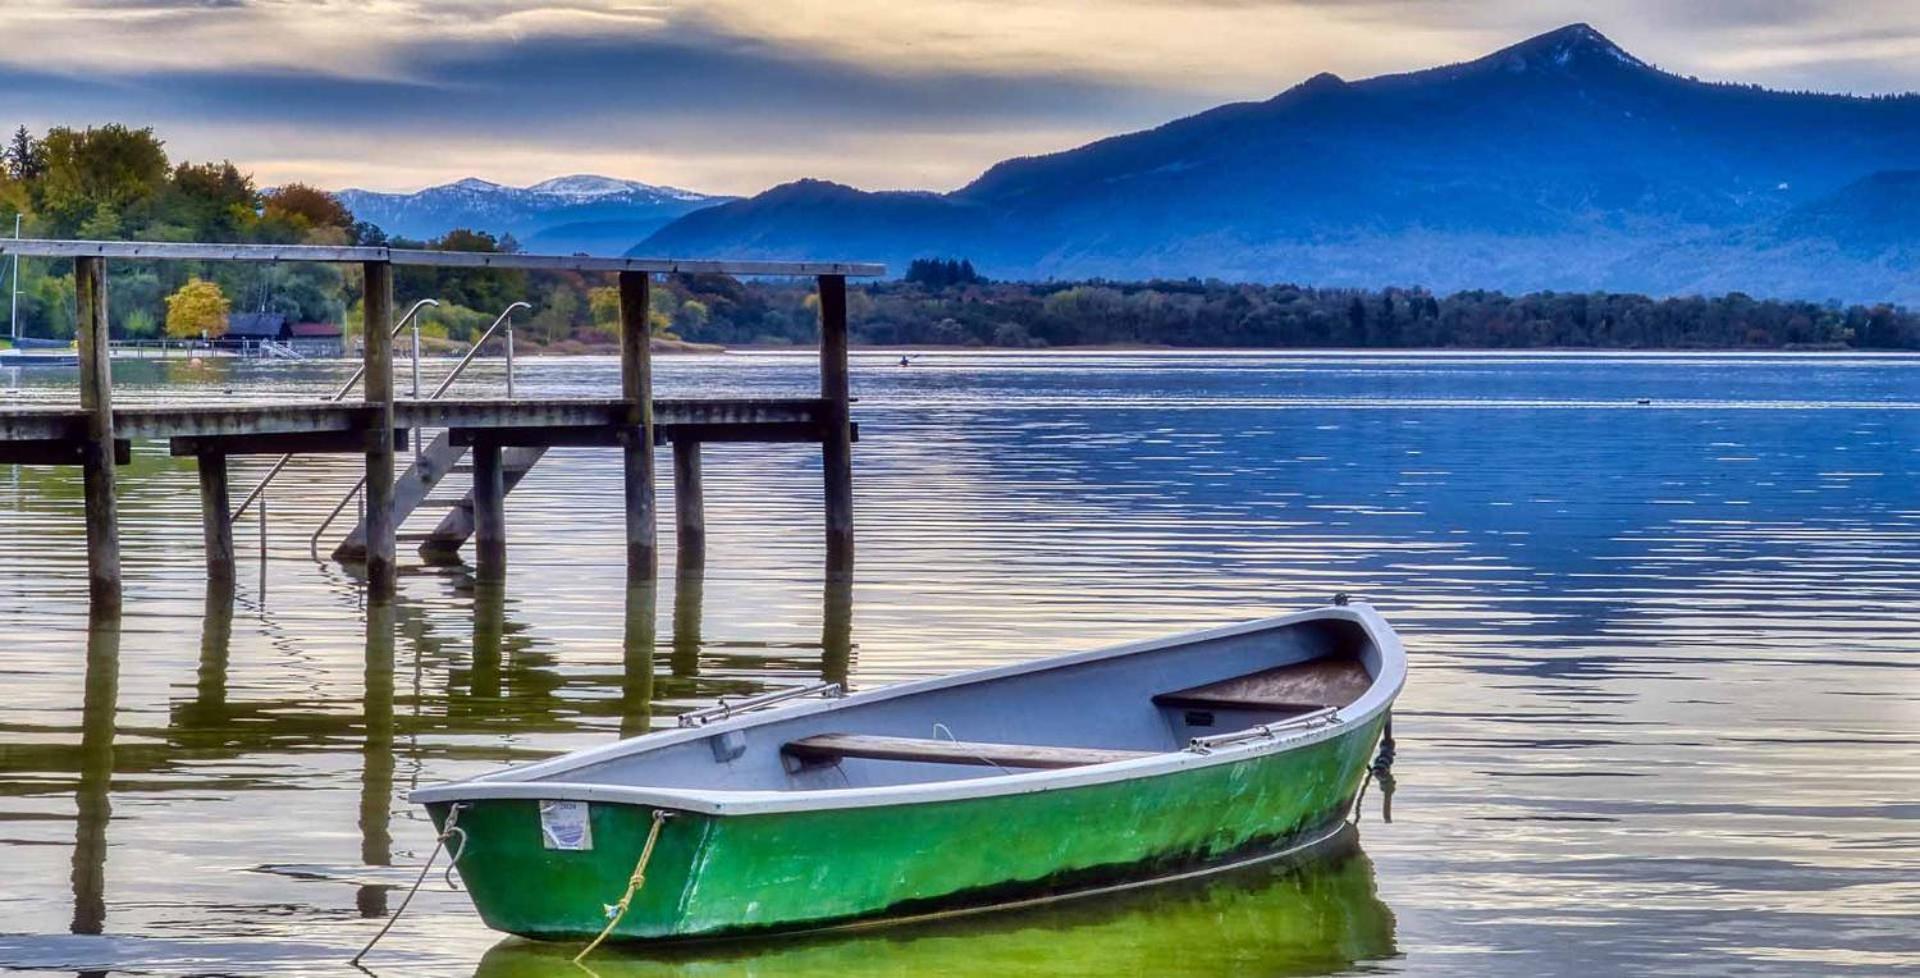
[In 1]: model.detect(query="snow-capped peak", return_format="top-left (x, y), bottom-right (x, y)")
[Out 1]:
top-left (527, 174), bottom-right (649, 199)
top-left (447, 177), bottom-right (509, 193)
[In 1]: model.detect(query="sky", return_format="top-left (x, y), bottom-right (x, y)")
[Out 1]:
top-left (0, 0), bottom-right (1917, 196)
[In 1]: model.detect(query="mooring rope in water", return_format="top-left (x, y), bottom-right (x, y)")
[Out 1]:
top-left (351, 803), bottom-right (468, 967)
top-left (1351, 713), bottom-right (1397, 825)
top-left (574, 809), bottom-right (673, 965)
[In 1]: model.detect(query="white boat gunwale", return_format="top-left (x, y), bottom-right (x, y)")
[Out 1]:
top-left (411, 602), bottom-right (1405, 817)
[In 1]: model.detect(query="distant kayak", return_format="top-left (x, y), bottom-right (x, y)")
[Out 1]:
top-left (413, 600), bottom-right (1405, 943)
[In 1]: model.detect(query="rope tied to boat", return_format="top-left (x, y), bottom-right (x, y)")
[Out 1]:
top-left (573, 809), bottom-right (673, 965)
top-left (1351, 713), bottom-right (1397, 826)
top-left (350, 802), bottom-right (469, 967)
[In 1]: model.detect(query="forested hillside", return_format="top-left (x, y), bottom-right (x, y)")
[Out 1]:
top-left (667, 272), bottom-right (1920, 351)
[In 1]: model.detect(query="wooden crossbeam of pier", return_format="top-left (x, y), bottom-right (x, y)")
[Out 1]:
top-left (0, 399), bottom-right (830, 444)
top-left (0, 238), bottom-right (881, 606)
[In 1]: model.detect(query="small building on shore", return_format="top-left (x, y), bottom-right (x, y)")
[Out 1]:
top-left (220, 312), bottom-right (344, 356)
top-left (222, 312), bottom-right (286, 348)
top-left (288, 321), bottom-right (344, 357)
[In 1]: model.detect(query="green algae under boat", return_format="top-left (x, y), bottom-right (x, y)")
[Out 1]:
top-left (411, 600), bottom-right (1405, 943)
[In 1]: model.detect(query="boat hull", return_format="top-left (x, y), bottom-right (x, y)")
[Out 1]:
top-left (427, 711), bottom-right (1384, 942)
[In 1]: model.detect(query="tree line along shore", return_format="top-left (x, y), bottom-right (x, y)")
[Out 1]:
top-left (3, 125), bottom-right (1916, 353)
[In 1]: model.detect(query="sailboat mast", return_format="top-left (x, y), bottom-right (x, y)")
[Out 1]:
top-left (8, 213), bottom-right (18, 342)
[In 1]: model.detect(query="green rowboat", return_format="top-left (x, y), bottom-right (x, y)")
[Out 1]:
top-left (411, 600), bottom-right (1405, 943)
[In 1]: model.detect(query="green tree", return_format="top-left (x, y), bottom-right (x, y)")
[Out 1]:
top-left (672, 298), bottom-right (709, 335)
top-left (164, 161), bottom-right (258, 240)
top-left (588, 285), bottom-right (621, 327)
top-left (165, 278), bottom-right (230, 339)
top-left (34, 125), bottom-right (170, 237)
top-left (4, 126), bottom-right (44, 182)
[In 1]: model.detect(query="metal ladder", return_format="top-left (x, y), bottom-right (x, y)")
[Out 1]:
top-left (317, 301), bottom-right (532, 561)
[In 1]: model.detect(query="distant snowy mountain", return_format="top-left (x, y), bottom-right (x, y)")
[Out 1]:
top-left (334, 175), bottom-right (730, 255)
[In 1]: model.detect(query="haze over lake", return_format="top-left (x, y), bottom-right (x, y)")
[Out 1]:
top-left (0, 350), bottom-right (1914, 975)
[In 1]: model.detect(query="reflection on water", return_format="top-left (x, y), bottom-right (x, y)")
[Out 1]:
top-left (475, 828), bottom-right (1394, 978)
top-left (622, 583), bottom-right (657, 740)
top-left (71, 611), bottom-right (118, 938)
top-left (0, 352), bottom-right (1916, 976)
top-left (359, 601), bottom-right (396, 922)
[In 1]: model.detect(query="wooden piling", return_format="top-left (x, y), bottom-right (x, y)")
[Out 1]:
top-left (618, 270), bottom-right (658, 579)
top-left (361, 261), bottom-right (397, 600)
top-left (472, 440), bottom-right (506, 581)
top-left (672, 439), bottom-right (705, 571)
top-left (817, 274), bottom-right (855, 571)
top-left (73, 257), bottom-right (122, 609)
top-left (197, 453), bottom-right (234, 583)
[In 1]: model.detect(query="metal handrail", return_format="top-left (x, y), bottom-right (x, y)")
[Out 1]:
top-left (233, 299), bottom-right (440, 521)
top-left (308, 301), bottom-right (531, 553)
top-left (430, 302), bottom-right (530, 399)
top-left (677, 682), bottom-right (844, 728)
top-left (310, 474), bottom-right (368, 556)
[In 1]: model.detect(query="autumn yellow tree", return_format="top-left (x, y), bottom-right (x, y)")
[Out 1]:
top-left (165, 278), bottom-right (230, 339)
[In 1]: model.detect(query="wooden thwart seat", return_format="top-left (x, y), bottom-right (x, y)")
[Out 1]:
top-left (784, 733), bottom-right (1156, 770)
top-left (1153, 655), bottom-right (1374, 713)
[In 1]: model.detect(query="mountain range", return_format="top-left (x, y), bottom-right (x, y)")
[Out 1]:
top-left (333, 175), bottom-right (730, 255)
top-left (331, 25), bottom-right (1920, 304)
top-left (632, 24), bottom-right (1920, 304)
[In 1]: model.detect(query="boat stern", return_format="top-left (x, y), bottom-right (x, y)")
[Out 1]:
top-left (427, 798), bottom-right (710, 941)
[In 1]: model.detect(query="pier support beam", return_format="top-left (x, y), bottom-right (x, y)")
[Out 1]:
top-left (75, 256), bottom-right (121, 610)
top-left (472, 440), bottom-right (506, 582)
top-left (672, 439), bottom-right (705, 571)
top-left (197, 453), bottom-right (234, 584)
top-left (361, 261), bottom-right (397, 601)
top-left (817, 274), bottom-right (854, 572)
top-left (618, 270), bottom-right (658, 580)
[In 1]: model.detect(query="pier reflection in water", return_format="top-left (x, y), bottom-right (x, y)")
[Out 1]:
top-left (71, 611), bottom-right (119, 938)
top-left (473, 829), bottom-right (1395, 978)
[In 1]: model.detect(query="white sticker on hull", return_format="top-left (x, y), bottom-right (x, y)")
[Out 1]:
top-left (539, 800), bottom-right (594, 850)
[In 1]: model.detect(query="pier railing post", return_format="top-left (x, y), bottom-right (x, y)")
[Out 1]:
top-left (361, 261), bottom-right (397, 600)
top-left (74, 256), bottom-right (121, 610)
top-left (197, 452), bottom-right (235, 584)
top-left (618, 270), bottom-right (658, 579)
top-left (672, 438), bottom-right (705, 571)
top-left (817, 274), bottom-right (854, 573)
top-left (472, 439), bottom-right (506, 582)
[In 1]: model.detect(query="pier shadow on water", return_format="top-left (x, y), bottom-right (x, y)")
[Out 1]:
top-left (471, 827), bottom-right (1396, 978)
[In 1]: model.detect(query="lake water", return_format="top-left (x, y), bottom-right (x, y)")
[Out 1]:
top-left (0, 351), bottom-right (1916, 977)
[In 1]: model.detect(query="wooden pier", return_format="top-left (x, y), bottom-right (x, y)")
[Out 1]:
top-left (0, 239), bottom-right (884, 609)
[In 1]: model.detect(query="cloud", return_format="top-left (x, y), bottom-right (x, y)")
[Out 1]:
top-left (0, 11), bottom-right (1205, 193)
top-left (0, 1), bottom-right (1916, 194)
